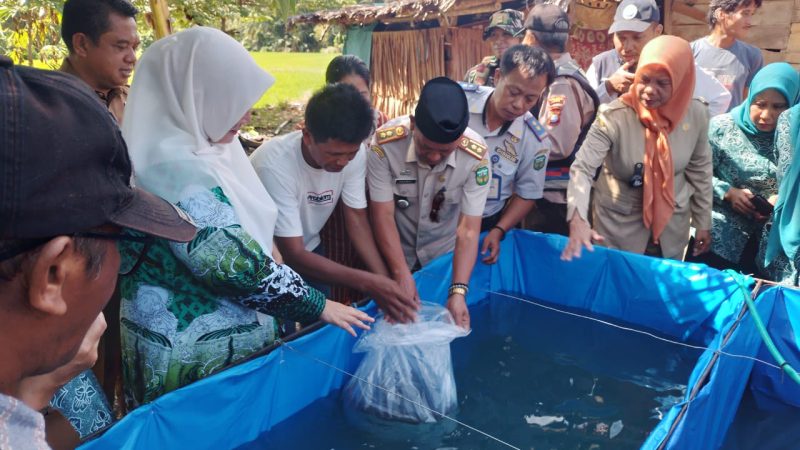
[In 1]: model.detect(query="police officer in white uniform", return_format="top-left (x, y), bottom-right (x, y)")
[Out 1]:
top-left (461, 44), bottom-right (555, 264)
top-left (368, 77), bottom-right (491, 329)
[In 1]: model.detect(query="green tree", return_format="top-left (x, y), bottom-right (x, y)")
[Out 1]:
top-left (0, 0), bottom-right (64, 67)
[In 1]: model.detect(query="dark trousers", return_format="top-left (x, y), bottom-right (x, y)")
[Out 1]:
top-left (685, 232), bottom-right (762, 276)
top-left (524, 198), bottom-right (569, 236)
top-left (481, 210), bottom-right (504, 232)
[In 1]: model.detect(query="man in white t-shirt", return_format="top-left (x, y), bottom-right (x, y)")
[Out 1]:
top-left (251, 83), bottom-right (417, 323)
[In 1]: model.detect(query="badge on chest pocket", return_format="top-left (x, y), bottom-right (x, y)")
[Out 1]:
top-left (488, 174), bottom-right (502, 201)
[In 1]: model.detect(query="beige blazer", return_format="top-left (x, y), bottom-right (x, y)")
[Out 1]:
top-left (567, 98), bottom-right (713, 259)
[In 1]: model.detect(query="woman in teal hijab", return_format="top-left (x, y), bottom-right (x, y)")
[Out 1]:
top-left (759, 98), bottom-right (800, 286)
top-left (691, 62), bottom-right (800, 273)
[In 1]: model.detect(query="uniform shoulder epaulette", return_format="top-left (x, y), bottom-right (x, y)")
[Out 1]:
top-left (375, 124), bottom-right (409, 145)
top-left (458, 136), bottom-right (487, 160)
top-left (458, 81), bottom-right (479, 92)
top-left (525, 115), bottom-right (548, 142)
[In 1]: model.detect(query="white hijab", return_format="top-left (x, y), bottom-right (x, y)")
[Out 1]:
top-left (122, 27), bottom-right (278, 252)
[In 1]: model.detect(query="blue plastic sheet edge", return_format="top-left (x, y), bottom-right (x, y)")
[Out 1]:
top-left (646, 286), bottom-right (800, 450)
top-left (80, 230), bottom-right (772, 449)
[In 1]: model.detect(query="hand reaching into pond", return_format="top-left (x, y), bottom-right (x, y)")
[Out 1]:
top-left (562, 212), bottom-right (605, 261)
top-left (320, 300), bottom-right (375, 337)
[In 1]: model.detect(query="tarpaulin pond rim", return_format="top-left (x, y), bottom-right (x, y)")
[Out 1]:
top-left (80, 230), bottom-right (800, 450)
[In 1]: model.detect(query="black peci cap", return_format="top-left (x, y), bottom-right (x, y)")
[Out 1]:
top-left (0, 56), bottom-right (196, 245)
top-left (414, 77), bottom-right (469, 144)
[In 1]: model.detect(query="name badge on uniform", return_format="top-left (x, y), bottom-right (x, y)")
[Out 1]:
top-left (395, 178), bottom-right (417, 185)
top-left (630, 163), bottom-right (644, 188)
top-left (488, 174), bottom-right (502, 201)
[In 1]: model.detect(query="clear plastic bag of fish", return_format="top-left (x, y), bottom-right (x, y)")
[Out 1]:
top-left (343, 302), bottom-right (470, 424)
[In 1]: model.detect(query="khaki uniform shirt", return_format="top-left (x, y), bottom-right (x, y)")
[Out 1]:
top-left (60, 58), bottom-right (128, 124)
top-left (368, 116), bottom-right (491, 268)
top-left (539, 53), bottom-right (597, 204)
top-left (463, 84), bottom-right (550, 216)
top-left (566, 99), bottom-right (713, 260)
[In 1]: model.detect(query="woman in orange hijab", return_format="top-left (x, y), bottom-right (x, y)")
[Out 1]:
top-left (561, 35), bottom-right (713, 261)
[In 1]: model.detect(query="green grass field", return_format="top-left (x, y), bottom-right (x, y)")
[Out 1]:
top-left (250, 51), bottom-right (339, 108)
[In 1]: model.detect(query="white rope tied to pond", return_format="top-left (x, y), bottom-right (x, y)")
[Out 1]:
top-left (411, 270), bottom-right (784, 372)
top-left (484, 289), bottom-right (783, 372)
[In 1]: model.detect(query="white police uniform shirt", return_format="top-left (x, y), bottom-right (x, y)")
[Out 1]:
top-left (461, 83), bottom-right (550, 217)
top-left (250, 130), bottom-right (367, 251)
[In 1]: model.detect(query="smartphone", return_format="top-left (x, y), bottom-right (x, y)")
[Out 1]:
top-left (750, 194), bottom-right (774, 215)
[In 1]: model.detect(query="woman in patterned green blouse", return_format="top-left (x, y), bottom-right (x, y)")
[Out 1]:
top-left (693, 63), bottom-right (800, 273)
top-left (118, 27), bottom-right (373, 408)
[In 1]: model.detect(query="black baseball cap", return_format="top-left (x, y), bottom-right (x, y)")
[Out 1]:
top-left (0, 56), bottom-right (196, 245)
top-left (609, 0), bottom-right (661, 34)
top-left (521, 3), bottom-right (571, 35)
top-left (414, 77), bottom-right (469, 144)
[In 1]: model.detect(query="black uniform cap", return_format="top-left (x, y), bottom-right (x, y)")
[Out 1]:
top-left (414, 77), bottom-right (469, 144)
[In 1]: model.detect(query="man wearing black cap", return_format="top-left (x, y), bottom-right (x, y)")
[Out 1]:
top-left (585, 0), bottom-right (731, 115)
top-left (0, 58), bottom-right (195, 447)
top-left (520, 3), bottom-right (598, 236)
top-left (368, 77), bottom-right (491, 329)
top-left (464, 9), bottom-right (524, 87)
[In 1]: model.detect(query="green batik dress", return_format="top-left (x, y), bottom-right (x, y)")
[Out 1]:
top-left (708, 113), bottom-right (778, 265)
top-left (757, 110), bottom-right (800, 286)
top-left (119, 186), bottom-right (326, 408)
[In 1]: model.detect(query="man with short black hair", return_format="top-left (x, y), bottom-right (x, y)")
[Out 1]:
top-left (521, 3), bottom-right (598, 236)
top-left (692, 0), bottom-right (764, 110)
top-left (464, 9), bottom-right (524, 87)
top-left (0, 58), bottom-right (194, 448)
top-left (251, 84), bottom-right (418, 324)
top-left (369, 77), bottom-right (491, 329)
top-left (460, 45), bottom-right (554, 263)
top-left (60, 0), bottom-right (140, 123)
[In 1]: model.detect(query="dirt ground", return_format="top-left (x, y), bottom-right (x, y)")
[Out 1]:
top-left (240, 102), bottom-right (305, 154)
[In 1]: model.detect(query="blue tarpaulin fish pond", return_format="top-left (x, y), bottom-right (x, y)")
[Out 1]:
top-left (81, 230), bottom-right (800, 449)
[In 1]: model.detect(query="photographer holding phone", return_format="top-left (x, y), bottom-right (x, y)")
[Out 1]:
top-left (690, 63), bottom-right (800, 273)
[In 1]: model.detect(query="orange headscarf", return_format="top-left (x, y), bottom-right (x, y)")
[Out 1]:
top-left (620, 35), bottom-right (695, 241)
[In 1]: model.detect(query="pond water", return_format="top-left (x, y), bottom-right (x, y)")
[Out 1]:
top-left (238, 294), bottom-right (705, 449)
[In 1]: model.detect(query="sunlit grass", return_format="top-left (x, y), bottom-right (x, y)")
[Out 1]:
top-left (249, 51), bottom-right (339, 108)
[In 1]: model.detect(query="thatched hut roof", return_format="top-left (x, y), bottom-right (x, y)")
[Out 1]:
top-left (289, 0), bottom-right (480, 27)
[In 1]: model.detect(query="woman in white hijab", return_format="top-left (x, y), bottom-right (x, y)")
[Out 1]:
top-left (119, 26), bottom-right (372, 407)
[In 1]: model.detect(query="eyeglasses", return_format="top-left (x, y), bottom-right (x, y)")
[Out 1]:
top-left (0, 232), bottom-right (154, 276)
top-left (74, 232), bottom-right (155, 276)
top-left (429, 188), bottom-right (446, 223)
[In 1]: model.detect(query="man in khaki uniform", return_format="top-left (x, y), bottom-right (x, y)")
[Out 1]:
top-left (461, 45), bottom-right (555, 265)
top-left (464, 9), bottom-right (524, 87)
top-left (369, 77), bottom-right (491, 330)
top-left (520, 3), bottom-right (599, 236)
